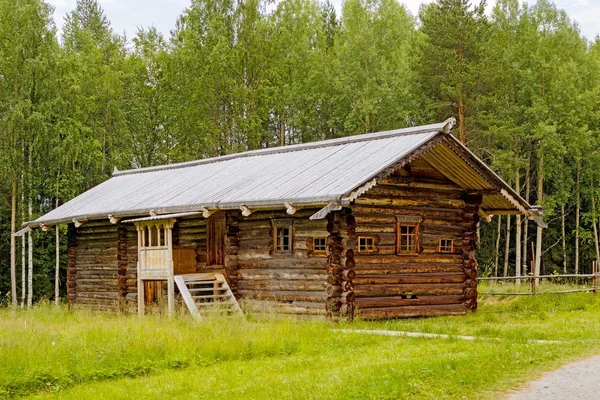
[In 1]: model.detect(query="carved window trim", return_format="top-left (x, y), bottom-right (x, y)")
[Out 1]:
top-left (358, 236), bottom-right (377, 253)
top-left (272, 219), bottom-right (294, 253)
top-left (439, 238), bottom-right (453, 253)
top-left (396, 215), bottom-right (422, 255)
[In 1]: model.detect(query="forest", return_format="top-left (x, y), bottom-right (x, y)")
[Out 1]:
top-left (0, 0), bottom-right (599, 304)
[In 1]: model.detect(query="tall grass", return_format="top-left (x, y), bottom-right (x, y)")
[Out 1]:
top-left (3, 293), bottom-right (600, 399)
top-left (0, 305), bottom-right (366, 398)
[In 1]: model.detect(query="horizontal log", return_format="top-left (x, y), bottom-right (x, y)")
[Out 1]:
top-left (238, 228), bottom-right (271, 240)
top-left (76, 278), bottom-right (119, 286)
top-left (352, 205), bottom-right (465, 219)
top-left (75, 264), bottom-right (119, 271)
top-left (355, 254), bottom-right (464, 264)
top-left (238, 280), bottom-right (326, 292)
top-left (74, 291), bottom-right (120, 299)
top-left (74, 270), bottom-right (119, 278)
top-left (76, 226), bottom-right (119, 234)
top-left (241, 299), bottom-right (326, 316)
top-left (238, 258), bottom-right (326, 269)
top-left (239, 269), bottom-right (327, 281)
top-left (75, 285), bottom-right (119, 293)
top-left (367, 185), bottom-right (464, 199)
top-left (238, 289), bottom-right (328, 302)
top-left (355, 196), bottom-right (465, 209)
top-left (379, 176), bottom-right (462, 191)
top-left (354, 283), bottom-right (464, 297)
top-left (239, 209), bottom-right (318, 221)
top-left (356, 295), bottom-right (465, 308)
top-left (353, 273), bottom-right (466, 285)
top-left (358, 303), bottom-right (468, 319)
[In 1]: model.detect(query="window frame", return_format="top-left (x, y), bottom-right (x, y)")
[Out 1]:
top-left (272, 218), bottom-right (294, 253)
top-left (312, 237), bottom-right (327, 254)
top-left (357, 236), bottom-right (377, 253)
top-left (439, 238), bottom-right (454, 253)
top-left (396, 215), bottom-right (422, 255)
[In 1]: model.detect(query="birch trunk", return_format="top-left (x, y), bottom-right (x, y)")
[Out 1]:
top-left (503, 215), bottom-right (511, 277)
top-left (522, 153), bottom-right (531, 275)
top-left (27, 151), bottom-right (33, 308)
top-left (561, 204), bottom-right (567, 274)
top-left (592, 188), bottom-right (600, 265)
top-left (21, 170), bottom-right (25, 309)
top-left (10, 181), bottom-right (17, 305)
top-left (534, 155), bottom-right (543, 284)
top-left (575, 158), bottom-right (581, 274)
top-left (55, 196), bottom-right (60, 306)
top-left (515, 164), bottom-right (522, 285)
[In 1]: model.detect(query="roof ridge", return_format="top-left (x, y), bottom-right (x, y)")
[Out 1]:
top-left (113, 119), bottom-right (454, 177)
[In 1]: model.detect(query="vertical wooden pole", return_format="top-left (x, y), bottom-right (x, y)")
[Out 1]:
top-left (137, 224), bottom-right (144, 317)
top-left (593, 261), bottom-right (597, 295)
top-left (167, 224), bottom-right (175, 317)
top-left (531, 257), bottom-right (536, 295)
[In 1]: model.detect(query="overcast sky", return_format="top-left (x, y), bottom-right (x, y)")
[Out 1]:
top-left (48, 0), bottom-right (600, 42)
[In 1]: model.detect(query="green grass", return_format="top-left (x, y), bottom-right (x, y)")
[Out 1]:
top-left (2, 294), bottom-right (600, 399)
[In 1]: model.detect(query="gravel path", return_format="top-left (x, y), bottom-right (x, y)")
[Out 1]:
top-left (507, 354), bottom-right (600, 400)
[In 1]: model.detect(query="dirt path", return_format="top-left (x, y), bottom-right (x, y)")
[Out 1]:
top-left (507, 354), bottom-right (600, 399)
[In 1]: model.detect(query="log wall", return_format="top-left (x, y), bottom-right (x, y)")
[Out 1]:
top-left (67, 220), bottom-right (120, 311)
top-left (236, 209), bottom-right (329, 317)
top-left (351, 159), bottom-right (481, 320)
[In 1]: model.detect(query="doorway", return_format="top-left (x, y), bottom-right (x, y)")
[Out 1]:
top-left (207, 213), bottom-right (226, 266)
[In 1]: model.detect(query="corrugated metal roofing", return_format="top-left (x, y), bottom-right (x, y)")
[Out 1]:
top-left (25, 118), bottom-right (538, 228)
top-left (27, 121), bottom-right (454, 227)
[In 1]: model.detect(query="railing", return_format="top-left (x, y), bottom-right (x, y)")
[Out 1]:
top-left (478, 261), bottom-right (600, 296)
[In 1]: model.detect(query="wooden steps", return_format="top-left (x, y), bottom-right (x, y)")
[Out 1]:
top-left (174, 273), bottom-right (245, 321)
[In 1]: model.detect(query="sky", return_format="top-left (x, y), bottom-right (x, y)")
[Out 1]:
top-left (47, 0), bottom-right (600, 41)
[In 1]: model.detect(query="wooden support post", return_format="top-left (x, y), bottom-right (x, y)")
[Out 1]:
top-left (167, 225), bottom-right (174, 317)
top-left (136, 225), bottom-right (145, 317)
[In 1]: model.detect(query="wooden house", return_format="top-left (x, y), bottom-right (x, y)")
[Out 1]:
top-left (24, 118), bottom-right (542, 320)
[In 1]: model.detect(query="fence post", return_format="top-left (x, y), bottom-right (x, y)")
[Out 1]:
top-left (593, 260), bottom-right (597, 295)
top-left (531, 259), bottom-right (536, 295)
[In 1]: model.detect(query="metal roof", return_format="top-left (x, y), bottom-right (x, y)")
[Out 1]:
top-left (25, 118), bottom-right (538, 228)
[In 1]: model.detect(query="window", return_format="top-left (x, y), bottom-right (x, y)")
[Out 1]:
top-left (439, 238), bottom-right (453, 253)
top-left (396, 215), bottom-right (422, 255)
top-left (313, 238), bottom-right (326, 252)
top-left (276, 227), bottom-right (291, 251)
top-left (272, 218), bottom-right (293, 253)
top-left (358, 236), bottom-right (375, 252)
top-left (398, 225), bottom-right (418, 253)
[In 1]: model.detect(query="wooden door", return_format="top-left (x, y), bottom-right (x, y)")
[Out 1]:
top-left (207, 214), bottom-right (226, 265)
top-left (144, 281), bottom-right (165, 305)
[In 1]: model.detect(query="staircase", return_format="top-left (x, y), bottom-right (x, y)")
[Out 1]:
top-left (174, 273), bottom-right (244, 321)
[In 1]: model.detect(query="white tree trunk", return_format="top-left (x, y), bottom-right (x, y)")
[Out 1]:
top-left (503, 215), bottom-right (511, 277)
top-left (10, 181), bottom-right (17, 305)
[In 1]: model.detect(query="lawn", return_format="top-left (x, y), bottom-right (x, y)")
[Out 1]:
top-left (2, 293), bottom-right (600, 399)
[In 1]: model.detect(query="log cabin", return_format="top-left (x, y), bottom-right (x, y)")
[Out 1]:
top-left (23, 118), bottom-right (542, 320)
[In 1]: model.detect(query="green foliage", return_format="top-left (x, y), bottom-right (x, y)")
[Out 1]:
top-left (1, 0), bottom-right (600, 299)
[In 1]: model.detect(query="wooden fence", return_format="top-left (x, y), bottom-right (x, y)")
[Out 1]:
top-left (478, 261), bottom-right (599, 296)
